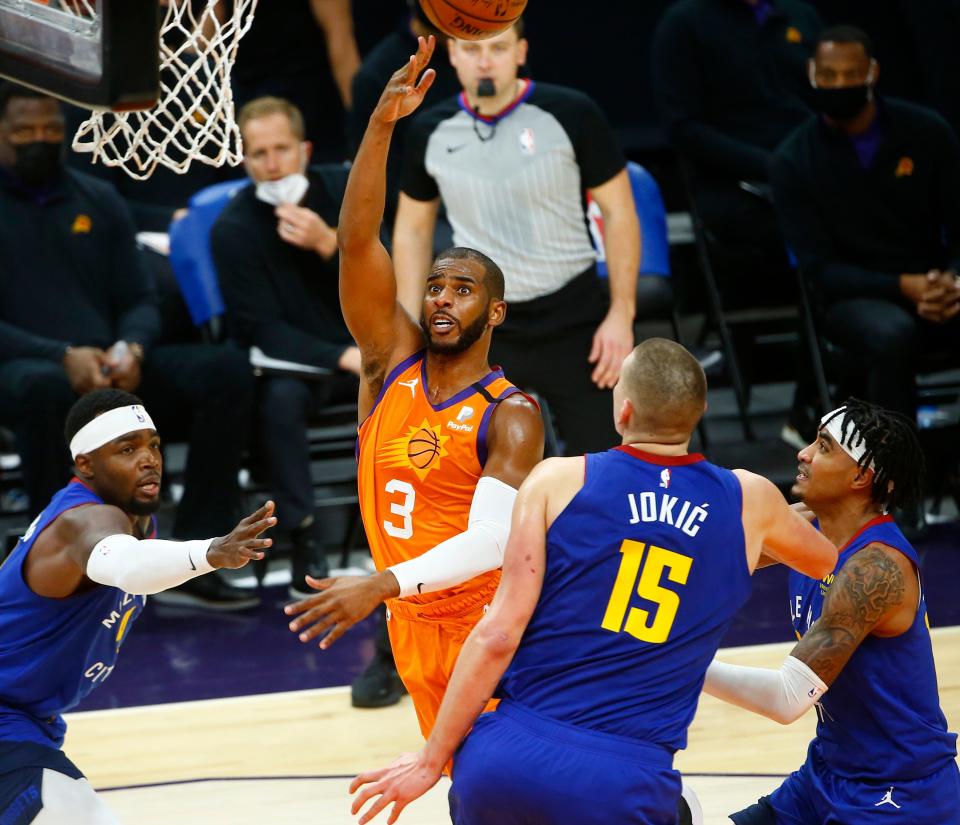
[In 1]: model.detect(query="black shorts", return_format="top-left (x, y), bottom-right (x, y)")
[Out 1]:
top-left (0, 741), bottom-right (83, 825)
top-left (730, 795), bottom-right (777, 825)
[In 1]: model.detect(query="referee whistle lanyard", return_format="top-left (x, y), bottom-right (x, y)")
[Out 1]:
top-left (472, 79), bottom-right (499, 142)
top-left (468, 78), bottom-right (533, 143)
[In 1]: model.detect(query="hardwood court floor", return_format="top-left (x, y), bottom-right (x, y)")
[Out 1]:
top-left (65, 627), bottom-right (960, 824)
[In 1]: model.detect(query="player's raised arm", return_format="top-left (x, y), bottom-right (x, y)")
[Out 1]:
top-left (338, 35), bottom-right (437, 387)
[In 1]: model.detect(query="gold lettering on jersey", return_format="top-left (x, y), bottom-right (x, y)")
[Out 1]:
top-left (819, 572), bottom-right (835, 595)
top-left (377, 419), bottom-right (451, 481)
top-left (602, 539), bottom-right (693, 644)
top-left (114, 607), bottom-right (136, 645)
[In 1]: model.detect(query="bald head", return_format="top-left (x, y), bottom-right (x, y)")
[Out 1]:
top-left (618, 339), bottom-right (707, 436)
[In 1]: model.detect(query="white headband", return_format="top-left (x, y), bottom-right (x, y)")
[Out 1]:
top-left (70, 405), bottom-right (156, 459)
top-left (820, 406), bottom-right (873, 470)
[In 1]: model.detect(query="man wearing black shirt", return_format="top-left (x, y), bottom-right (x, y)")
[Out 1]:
top-left (652, 0), bottom-right (821, 252)
top-left (771, 26), bottom-right (960, 418)
top-left (0, 84), bottom-right (257, 609)
top-left (212, 97), bottom-right (361, 598)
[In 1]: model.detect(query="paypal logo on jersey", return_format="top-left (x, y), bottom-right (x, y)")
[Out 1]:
top-left (447, 404), bottom-right (475, 433)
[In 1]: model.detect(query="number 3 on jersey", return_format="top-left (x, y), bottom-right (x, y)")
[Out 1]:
top-left (383, 479), bottom-right (416, 539)
top-left (601, 539), bottom-right (693, 643)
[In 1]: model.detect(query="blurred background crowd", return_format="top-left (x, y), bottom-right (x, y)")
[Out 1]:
top-left (0, 0), bottom-right (957, 632)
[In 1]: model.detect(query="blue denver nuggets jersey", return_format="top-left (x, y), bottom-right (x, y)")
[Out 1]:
top-left (788, 515), bottom-right (957, 780)
top-left (0, 480), bottom-right (146, 747)
top-left (498, 446), bottom-right (752, 751)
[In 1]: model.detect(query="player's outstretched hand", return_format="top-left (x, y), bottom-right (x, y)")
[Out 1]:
top-left (206, 501), bottom-right (275, 570)
top-left (284, 572), bottom-right (398, 649)
top-left (373, 35), bottom-right (436, 124)
top-left (350, 752), bottom-right (443, 825)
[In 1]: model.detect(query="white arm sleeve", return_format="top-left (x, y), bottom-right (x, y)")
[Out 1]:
top-left (388, 476), bottom-right (517, 598)
top-left (86, 534), bottom-right (215, 595)
top-left (702, 655), bottom-right (828, 725)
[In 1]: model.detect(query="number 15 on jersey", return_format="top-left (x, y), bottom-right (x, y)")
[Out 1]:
top-left (602, 539), bottom-right (693, 644)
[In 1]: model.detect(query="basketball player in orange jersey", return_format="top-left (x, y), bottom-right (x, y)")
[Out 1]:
top-left (285, 34), bottom-right (544, 738)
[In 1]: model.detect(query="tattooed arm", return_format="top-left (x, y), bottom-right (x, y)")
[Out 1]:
top-left (790, 542), bottom-right (917, 686)
top-left (703, 542), bottom-right (917, 723)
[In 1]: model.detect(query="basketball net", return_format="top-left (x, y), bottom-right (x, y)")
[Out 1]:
top-left (71, 0), bottom-right (258, 180)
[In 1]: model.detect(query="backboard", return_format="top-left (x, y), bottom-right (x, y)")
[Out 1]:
top-left (0, 0), bottom-right (158, 110)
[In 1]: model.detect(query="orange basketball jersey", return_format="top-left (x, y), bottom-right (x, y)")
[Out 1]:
top-left (357, 350), bottom-right (522, 606)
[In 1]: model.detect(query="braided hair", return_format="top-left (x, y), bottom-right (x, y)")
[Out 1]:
top-left (821, 398), bottom-right (924, 513)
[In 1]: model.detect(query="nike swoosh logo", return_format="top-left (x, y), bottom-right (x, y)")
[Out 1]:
top-left (446, 144), bottom-right (466, 153)
top-left (417, 582), bottom-right (425, 594)
top-left (188, 550), bottom-right (196, 571)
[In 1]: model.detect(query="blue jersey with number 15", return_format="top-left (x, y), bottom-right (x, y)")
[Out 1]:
top-left (497, 446), bottom-right (752, 752)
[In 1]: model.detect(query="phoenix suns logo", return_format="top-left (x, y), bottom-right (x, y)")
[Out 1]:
top-left (378, 419), bottom-right (451, 480)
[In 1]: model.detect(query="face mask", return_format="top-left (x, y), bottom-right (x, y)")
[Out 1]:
top-left (254, 143), bottom-right (309, 205)
top-left (810, 84), bottom-right (871, 120)
top-left (12, 141), bottom-right (63, 188)
top-left (809, 61), bottom-right (876, 122)
top-left (256, 172), bottom-right (309, 206)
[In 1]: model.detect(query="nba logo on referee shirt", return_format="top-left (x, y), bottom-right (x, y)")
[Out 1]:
top-left (519, 128), bottom-right (535, 156)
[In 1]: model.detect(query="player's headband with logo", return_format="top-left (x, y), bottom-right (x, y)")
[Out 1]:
top-left (70, 405), bottom-right (156, 459)
top-left (819, 406), bottom-right (874, 471)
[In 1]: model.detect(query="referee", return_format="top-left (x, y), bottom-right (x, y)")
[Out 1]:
top-left (392, 19), bottom-right (640, 454)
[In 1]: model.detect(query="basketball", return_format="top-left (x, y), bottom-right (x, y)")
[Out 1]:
top-left (419, 0), bottom-right (527, 41)
top-left (408, 428), bottom-right (442, 469)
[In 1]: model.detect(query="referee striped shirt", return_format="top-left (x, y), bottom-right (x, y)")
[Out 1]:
top-left (401, 81), bottom-right (625, 303)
